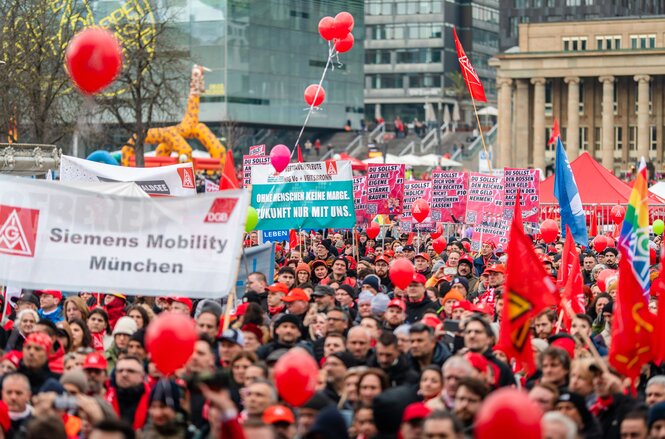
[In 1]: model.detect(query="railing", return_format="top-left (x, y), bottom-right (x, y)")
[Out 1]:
top-left (321, 149), bottom-right (335, 160)
top-left (541, 203), bottom-right (665, 232)
top-left (345, 135), bottom-right (363, 154)
top-left (399, 141), bottom-right (415, 156)
top-left (421, 124), bottom-right (449, 153)
top-left (369, 122), bottom-right (385, 145)
top-left (451, 124), bottom-right (497, 162)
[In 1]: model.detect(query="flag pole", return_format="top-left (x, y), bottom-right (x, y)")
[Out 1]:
top-left (470, 95), bottom-right (493, 176)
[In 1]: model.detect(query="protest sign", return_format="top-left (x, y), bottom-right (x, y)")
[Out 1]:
top-left (0, 175), bottom-right (248, 298)
top-left (470, 219), bottom-right (510, 252)
top-left (353, 176), bottom-right (367, 225)
top-left (204, 179), bottom-right (219, 193)
top-left (465, 173), bottom-right (504, 224)
top-left (242, 155), bottom-right (271, 187)
top-left (235, 242), bottom-right (275, 294)
top-left (402, 180), bottom-right (435, 231)
top-left (365, 164), bottom-right (405, 216)
top-left (431, 170), bottom-right (468, 223)
top-left (249, 144), bottom-right (266, 156)
top-left (60, 155), bottom-right (196, 197)
top-left (503, 168), bottom-right (540, 223)
top-left (261, 230), bottom-right (289, 243)
top-left (250, 160), bottom-right (355, 230)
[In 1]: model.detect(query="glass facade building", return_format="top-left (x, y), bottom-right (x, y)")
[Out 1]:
top-left (364, 0), bottom-right (498, 124)
top-left (89, 0), bottom-right (365, 130)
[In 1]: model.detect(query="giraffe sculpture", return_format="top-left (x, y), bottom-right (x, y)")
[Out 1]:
top-left (121, 64), bottom-right (226, 166)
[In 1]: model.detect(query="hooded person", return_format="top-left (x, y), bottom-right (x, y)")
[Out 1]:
top-left (304, 405), bottom-right (350, 439)
top-left (104, 294), bottom-right (127, 329)
top-left (556, 390), bottom-right (603, 439)
top-left (142, 379), bottom-right (188, 439)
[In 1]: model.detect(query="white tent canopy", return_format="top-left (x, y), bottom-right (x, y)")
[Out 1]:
top-left (476, 106), bottom-right (498, 116)
top-left (362, 154), bottom-right (461, 168)
top-left (650, 181), bottom-right (665, 200)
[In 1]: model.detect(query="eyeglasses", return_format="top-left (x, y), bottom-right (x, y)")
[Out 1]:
top-left (327, 316), bottom-right (346, 323)
top-left (116, 368), bottom-right (142, 375)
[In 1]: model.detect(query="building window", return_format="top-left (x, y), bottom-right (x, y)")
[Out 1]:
top-left (651, 126), bottom-right (658, 151)
top-left (547, 0), bottom-right (556, 5)
top-left (580, 127), bottom-right (589, 151)
top-left (578, 79), bottom-right (585, 114)
top-left (629, 126), bottom-right (637, 151)
top-left (472, 5), bottom-right (499, 24)
top-left (613, 79), bottom-right (619, 114)
top-left (566, 0), bottom-right (581, 5)
top-left (615, 126), bottom-right (623, 150)
top-left (562, 36), bottom-right (587, 51)
top-left (594, 127), bottom-right (601, 152)
top-left (631, 34), bottom-right (656, 49)
top-left (596, 35), bottom-right (621, 50)
top-left (545, 80), bottom-right (553, 115)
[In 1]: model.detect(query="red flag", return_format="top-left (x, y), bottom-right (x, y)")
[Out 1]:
top-left (547, 118), bottom-right (560, 145)
top-left (609, 256), bottom-right (656, 379)
top-left (407, 232), bottom-right (415, 245)
top-left (452, 27), bottom-right (486, 103)
top-left (654, 250), bottom-right (665, 364)
top-left (560, 246), bottom-right (584, 331)
top-left (557, 226), bottom-right (575, 288)
top-left (219, 150), bottom-right (240, 190)
top-left (500, 216), bottom-right (558, 374)
top-left (297, 144), bottom-right (304, 163)
top-left (289, 229), bottom-right (298, 250)
top-left (589, 206), bottom-right (598, 238)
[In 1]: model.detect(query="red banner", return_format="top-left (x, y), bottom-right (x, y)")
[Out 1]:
top-left (503, 168), bottom-right (540, 223)
top-left (431, 170), bottom-right (468, 223)
top-left (364, 164), bottom-right (405, 216)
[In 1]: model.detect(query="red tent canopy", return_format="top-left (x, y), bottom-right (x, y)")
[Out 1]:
top-left (540, 152), bottom-right (663, 205)
top-left (338, 153), bottom-right (367, 171)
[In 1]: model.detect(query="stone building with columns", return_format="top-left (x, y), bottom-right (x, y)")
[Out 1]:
top-left (490, 17), bottom-right (665, 175)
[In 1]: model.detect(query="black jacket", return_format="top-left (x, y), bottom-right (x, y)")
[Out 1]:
top-left (366, 353), bottom-right (419, 387)
top-left (408, 341), bottom-right (452, 373)
top-left (255, 339), bottom-right (313, 360)
top-left (405, 296), bottom-right (439, 324)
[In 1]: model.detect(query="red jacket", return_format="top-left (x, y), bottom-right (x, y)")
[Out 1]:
top-left (105, 382), bottom-right (151, 430)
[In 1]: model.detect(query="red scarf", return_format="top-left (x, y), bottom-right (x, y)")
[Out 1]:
top-left (268, 305), bottom-right (285, 315)
top-left (105, 383), bottom-right (151, 430)
top-left (91, 332), bottom-right (105, 351)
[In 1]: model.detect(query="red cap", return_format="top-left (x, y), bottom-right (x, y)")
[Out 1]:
top-left (421, 314), bottom-right (441, 329)
top-left (281, 288), bottom-right (309, 303)
top-left (375, 255), bottom-right (391, 265)
top-left (459, 255), bottom-right (474, 265)
top-left (411, 273), bottom-right (427, 284)
top-left (485, 264), bottom-right (505, 274)
top-left (461, 242), bottom-right (471, 252)
top-left (275, 244), bottom-right (283, 252)
top-left (483, 240), bottom-right (497, 249)
top-left (1, 351), bottom-right (21, 368)
top-left (35, 290), bottom-right (62, 300)
top-left (464, 352), bottom-right (489, 373)
top-left (387, 299), bottom-right (406, 311)
top-left (402, 402), bottom-right (431, 423)
top-left (268, 283), bottom-right (289, 294)
top-left (452, 300), bottom-right (473, 312)
top-left (83, 352), bottom-right (108, 371)
top-left (415, 252), bottom-right (430, 262)
top-left (232, 302), bottom-right (249, 317)
top-left (25, 332), bottom-right (52, 352)
top-left (262, 405), bottom-right (295, 424)
top-left (168, 297), bottom-right (193, 312)
top-left (551, 336), bottom-right (576, 359)
top-left (539, 255), bottom-right (553, 265)
top-left (384, 250), bottom-right (395, 258)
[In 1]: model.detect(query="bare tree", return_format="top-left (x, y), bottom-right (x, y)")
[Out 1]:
top-left (95, 9), bottom-right (189, 166)
top-left (219, 118), bottom-right (250, 153)
top-left (0, 0), bottom-right (85, 145)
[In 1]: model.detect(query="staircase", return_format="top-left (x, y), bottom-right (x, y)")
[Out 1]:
top-left (451, 125), bottom-right (498, 171)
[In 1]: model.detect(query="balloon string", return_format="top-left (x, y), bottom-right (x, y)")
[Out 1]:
top-left (292, 44), bottom-right (336, 159)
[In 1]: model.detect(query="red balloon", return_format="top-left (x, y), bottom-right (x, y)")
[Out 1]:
top-left (66, 28), bottom-right (123, 95)
top-left (432, 237), bottom-right (447, 254)
top-left (274, 348), bottom-right (318, 406)
top-left (592, 235), bottom-right (608, 253)
top-left (366, 223), bottom-right (380, 240)
top-left (146, 312), bottom-right (197, 375)
top-left (304, 84), bottom-right (325, 107)
top-left (475, 388), bottom-right (543, 439)
top-left (318, 16), bottom-right (336, 41)
top-left (611, 205), bottom-right (626, 225)
top-left (539, 219), bottom-right (559, 244)
top-left (597, 268), bottom-right (617, 292)
top-left (334, 33), bottom-right (354, 53)
top-left (332, 12), bottom-right (353, 39)
top-left (335, 12), bottom-right (355, 33)
top-left (412, 198), bottom-right (430, 223)
top-left (389, 258), bottom-right (415, 290)
top-left (605, 236), bottom-right (615, 248)
top-left (430, 224), bottom-right (443, 240)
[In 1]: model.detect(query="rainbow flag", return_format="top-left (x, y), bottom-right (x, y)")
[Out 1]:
top-left (618, 157), bottom-right (650, 297)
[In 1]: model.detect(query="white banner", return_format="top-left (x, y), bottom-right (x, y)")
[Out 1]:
top-left (0, 175), bottom-right (248, 298)
top-left (59, 155), bottom-right (197, 197)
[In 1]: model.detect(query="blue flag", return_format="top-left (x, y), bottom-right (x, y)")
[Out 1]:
top-left (554, 138), bottom-right (588, 246)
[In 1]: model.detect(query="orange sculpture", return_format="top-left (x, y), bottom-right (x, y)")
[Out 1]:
top-left (121, 64), bottom-right (226, 166)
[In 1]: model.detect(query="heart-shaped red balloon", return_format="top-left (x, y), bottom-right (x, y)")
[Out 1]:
top-left (411, 198), bottom-right (430, 223)
top-left (366, 223), bottom-right (380, 240)
top-left (389, 258), bottom-right (415, 290)
top-left (432, 237), bottom-right (447, 254)
top-left (430, 224), bottom-right (443, 240)
top-left (274, 348), bottom-right (319, 407)
top-left (66, 28), bottom-right (123, 95)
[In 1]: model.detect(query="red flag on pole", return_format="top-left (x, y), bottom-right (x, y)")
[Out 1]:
top-left (297, 144), bottom-right (304, 163)
top-left (547, 118), bottom-right (560, 145)
top-left (219, 150), bottom-right (240, 190)
top-left (653, 249), bottom-right (665, 364)
top-left (557, 226), bottom-right (575, 289)
top-left (560, 246), bottom-right (584, 331)
top-left (289, 229), bottom-right (298, 250)
top-left (452, 27), bottom-right (487, 103)
top-left (500, 215), bottom-right (558, 374)
top-left (609, 256), bottom-right (656, 379)
top-left (589, 206), bottom-right (598, 238)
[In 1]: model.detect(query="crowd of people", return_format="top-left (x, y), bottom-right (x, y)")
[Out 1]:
top-left (0, 226), bottom-right (664, 439)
